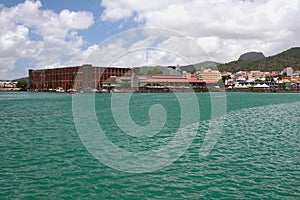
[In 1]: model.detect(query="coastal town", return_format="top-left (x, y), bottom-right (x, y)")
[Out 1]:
top-left (1, 64), bottom-right (299, 93)
top-left (2, 1), bottom-right (300, 199)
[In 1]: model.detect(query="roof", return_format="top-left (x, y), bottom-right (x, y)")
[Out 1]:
top-left (139, 76), bottom-right (217, 84)
top-left (139, 75), bottom-right (186, 83)
top-left (151, 75), bottom-right (185, 79)
top-left (141, 78), bottom-right (188, 83)
top-left (187, 78), bottom-right (205, 83)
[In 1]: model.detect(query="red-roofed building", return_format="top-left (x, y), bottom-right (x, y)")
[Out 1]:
top-left (138, 75), bottom-right (217, 92)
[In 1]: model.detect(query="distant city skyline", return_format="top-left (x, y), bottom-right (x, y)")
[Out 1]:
top-left (1, 0), bottom-right (300, 79)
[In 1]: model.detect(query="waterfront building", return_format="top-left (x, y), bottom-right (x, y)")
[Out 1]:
top-left (182, 71), bottom-right (192, 78)
top-left (271, 71), bottom-right (280, 76)
top-left (248, 71), bottom-right (266, 80)
top-left (138, 75), bottom-right (190, 92)
top-left (138, 75), bottom-right (217, 92)
top-left (197, 68), bottom-right (221, 82)
top-left (0, 80), bottom-right (17, 88)
top-left (234, 71), bottom-right (248, 80)
top-left (28, 64), bottom-right (132, 91)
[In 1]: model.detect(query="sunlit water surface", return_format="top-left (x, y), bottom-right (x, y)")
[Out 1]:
top-left (1, 92), bottom-right (299, 199)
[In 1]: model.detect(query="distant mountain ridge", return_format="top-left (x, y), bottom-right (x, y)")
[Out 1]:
top-left (13, 77), bottom-right (29, 82)
top-left (135, 61), bottom-right (221, 75)
top-left (136, 47), bottom-right (300, 74)
top-left (218, 47), bottom-right (300, 72)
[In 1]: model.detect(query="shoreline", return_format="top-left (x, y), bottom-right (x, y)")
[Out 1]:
top-left (1, 89), bottom-right (300, 94)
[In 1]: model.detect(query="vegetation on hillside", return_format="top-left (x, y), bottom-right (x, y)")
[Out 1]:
top-left (146, 68), bottom-right (163, 76)
top-left (218, 47), bottom-right (300, 72)
top-left (16, 80), bottom-right (28, 90)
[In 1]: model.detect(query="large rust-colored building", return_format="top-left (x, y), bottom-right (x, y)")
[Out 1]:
top-left (28, 64), bottom-right (132, 91)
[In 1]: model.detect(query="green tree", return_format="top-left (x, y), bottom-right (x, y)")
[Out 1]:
top-left (147, 68), bottom-right (163, 76)
top-left (221, 75), bottom-right (231, 84)
top-left (217, 79), bottom-right (224, 88)
top-left (16, 80), bottom-right (28, 90)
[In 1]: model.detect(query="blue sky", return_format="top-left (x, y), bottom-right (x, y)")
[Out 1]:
top-left (0, 0), bottom-right (299, 79)
top-left (39, 0), bottom-right (140, 46)
top-left (0, 0), bottom-right (142, 47)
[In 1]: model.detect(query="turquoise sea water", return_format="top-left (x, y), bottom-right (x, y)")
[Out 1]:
top-left (1, 92), bottom-right (299, 199)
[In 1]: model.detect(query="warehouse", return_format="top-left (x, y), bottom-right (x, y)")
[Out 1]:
top-left (28, 64), bottom-right (132, 92)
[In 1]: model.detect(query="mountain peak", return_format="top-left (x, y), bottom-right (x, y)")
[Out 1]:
top-left (238, 51), bottom-right (265, 61)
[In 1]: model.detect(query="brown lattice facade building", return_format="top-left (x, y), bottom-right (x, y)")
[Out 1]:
top-left (28, 64), bottom-right (132, 91)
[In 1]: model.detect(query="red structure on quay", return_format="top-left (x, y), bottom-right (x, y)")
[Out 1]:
top-left (28, 64), bottom-right (132, 91)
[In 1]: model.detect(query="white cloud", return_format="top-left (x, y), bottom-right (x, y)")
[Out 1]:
top-left (85, 28), bottom-right (210, 68)
top-left (2, 0), bottom-right (300, 79)
top-left (100, 0), bottom-right (184, 21)
top-left (100, 0), bottom-right (300, 63)
top-left (0, 0), bottom-right (94, 79)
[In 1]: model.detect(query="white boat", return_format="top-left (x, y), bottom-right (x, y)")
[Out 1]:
top-left (234, 84), bottom-right (248, 89)
top-left (90, 89), bottom-right (99, 93)
top-left (254, 83), bottom-right (269, 88)
top-left (112, 88), bottom-right (123, 93)
top-left (101, 88), bottom-right (108, 93)
top-left (56, 87), bottom-right (65, 92)
top-left (67, 88), bottom-right (77, 94)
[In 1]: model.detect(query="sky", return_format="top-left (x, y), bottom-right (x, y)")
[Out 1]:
top-left (0, 0), bottom-right (300, 79)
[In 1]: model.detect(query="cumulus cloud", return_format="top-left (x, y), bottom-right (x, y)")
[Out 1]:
top-left (85, 28), bottom-right (210, 68)
top-left (100, 0), bottom-right (300, 63)
top-left (0, 0), bottom-right (94, 79)
top-left (2, 0), bottom-right (299, 79)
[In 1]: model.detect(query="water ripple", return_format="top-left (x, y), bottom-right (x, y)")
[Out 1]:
top-left (0, 92), bottom-right (299, 199)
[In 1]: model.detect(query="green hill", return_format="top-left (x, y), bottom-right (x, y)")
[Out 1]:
top-left (238, 52), bottom-right (265, 61)
top-left (13, 77), bottom-right (29, 82)
top-left (218, 47), bottom-right (300, 72)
